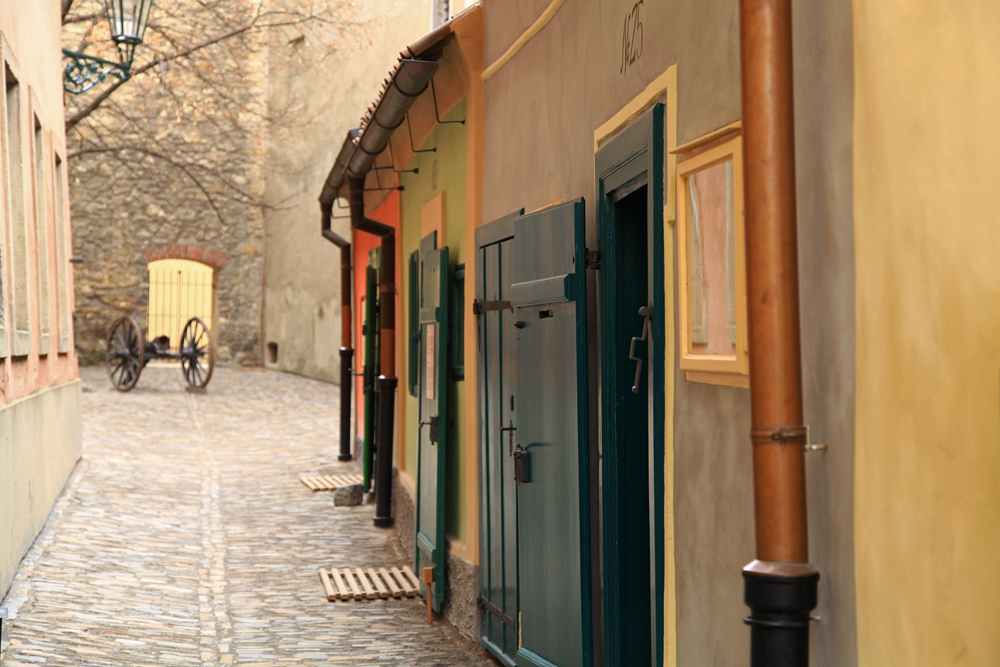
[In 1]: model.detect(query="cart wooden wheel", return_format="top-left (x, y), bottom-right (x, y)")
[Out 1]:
top-left (105, 317), bottom-right (145, 392)
top-left (180, 317), bottom-right (214, 389)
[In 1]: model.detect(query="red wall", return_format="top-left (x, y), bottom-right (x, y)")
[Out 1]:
top-left (352, 191), bottom-right (399, 445)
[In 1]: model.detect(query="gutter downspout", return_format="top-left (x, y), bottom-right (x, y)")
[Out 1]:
top-left (319, 58), bottom-right (439, 528)
top-left (346, 174), bottom-right (396, 528)
top-left (739, 0), bottom-right (819, 664)
top-left (320, 206), bottom-right (355, 462)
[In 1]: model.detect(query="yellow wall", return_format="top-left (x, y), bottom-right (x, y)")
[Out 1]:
top-left (853, 2), bottom-right (1000, 664)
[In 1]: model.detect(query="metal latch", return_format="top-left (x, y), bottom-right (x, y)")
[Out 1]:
top-left (499, 420), bottom-right (516, 456)
top-left (476, 596), bottom-right (515, 628)
top-left (513, 444), bottom-right (529, 483)
top-left (419, 416), bottom-right (440, 444)
top-left (473, 299), bottom-right (513, 316)
top-left (585, 248), bottom-right (601, 270)
top-left (630, 304), bottom-right (652, 393)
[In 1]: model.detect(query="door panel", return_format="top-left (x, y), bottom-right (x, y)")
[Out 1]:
top-left (512, 199), bottom-right (592, 667)
top-left (477, 212), bottom-right (520, 666)
top-left (415, 239), bottom-right (448, 613)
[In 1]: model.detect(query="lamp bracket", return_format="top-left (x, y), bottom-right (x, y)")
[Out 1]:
top-left (63, 49), bottom-right (131, 94)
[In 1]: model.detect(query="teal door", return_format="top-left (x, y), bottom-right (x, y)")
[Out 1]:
top-left (511, 199), bottom-right (593, 667)
top-left (415, 234), bottom-right (449, 612)
top-left (476, 211), bottom-right (522, 666)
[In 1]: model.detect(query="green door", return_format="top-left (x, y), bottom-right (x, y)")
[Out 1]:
top-left (476, 211), bottom-right (522, 666)
top-left (362, 251), bottom-right (380, 492)
top-left (511, 199), bottom-right (593, 667)
top-left (415, 234), bottom-right (449, 612)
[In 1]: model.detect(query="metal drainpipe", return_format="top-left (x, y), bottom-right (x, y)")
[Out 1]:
top-left (320, 209), bottom-right (355, 462)
top-left (739, 0), bottom-right (819, 664)
top-left (346, 175), bottom-right (397, 528)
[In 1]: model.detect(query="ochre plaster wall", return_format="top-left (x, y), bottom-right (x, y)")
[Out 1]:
top-left (852, 2), bottom-right (1000, 664)
top-left (399, 102), bottom-right (469, 543)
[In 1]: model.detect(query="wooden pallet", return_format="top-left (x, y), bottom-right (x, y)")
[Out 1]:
top-left (299, 473), bottom-right (363, 492)
top-left (318, 565), bottom-right (423, 601)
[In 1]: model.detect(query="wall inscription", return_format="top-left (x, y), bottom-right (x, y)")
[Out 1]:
top-left (620, 0), bottom-right (644, 75)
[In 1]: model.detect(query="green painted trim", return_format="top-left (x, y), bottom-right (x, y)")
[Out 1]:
top-left (596, 104), bottom-right (666, 667)
top-left (482, 637), bottom-right (518, 667)
top-left (516, 648), bottom-right (562, 667)
top-left (571, 198), bottom-right (594, 667)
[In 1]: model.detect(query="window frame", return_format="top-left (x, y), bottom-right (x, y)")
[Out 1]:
top-left (3, 40), bottom-right (29, 358)
top-left (676, 134), bottom-right (749, 384)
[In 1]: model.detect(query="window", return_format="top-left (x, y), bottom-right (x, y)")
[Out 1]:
top-left (451, 265), bottom-right (464, 380)
top-left (33, 116), bottom-right (49, 355)
top-left (54, 154), bottom-right (71, 353)
top-left (676, 134), bottom-right (748, 385)
top-left (5, 61), bottom-right (28, 356)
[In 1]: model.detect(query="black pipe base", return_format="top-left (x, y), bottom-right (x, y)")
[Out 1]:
top-left (373, 376), bottom-right (397, 528)
top-left (743, 563), bottom-right (819, 667)
top-left (338, 348), bottom-right (354, 462)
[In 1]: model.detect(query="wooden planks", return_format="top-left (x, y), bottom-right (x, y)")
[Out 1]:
top-left (299, 473), bottom-right (363, 492)
top-left (318, 566), bottom-right (425, 602)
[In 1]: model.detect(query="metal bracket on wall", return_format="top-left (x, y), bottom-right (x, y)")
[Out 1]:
top-left (429, 78), bottom-right (465, 125)
top-left (472, 299), bottom-right (513, 316)
top-left (406, 112), bottom-right (436, 154)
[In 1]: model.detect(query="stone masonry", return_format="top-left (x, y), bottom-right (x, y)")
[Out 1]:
top-left (0, 366), bottom-right (497, 666)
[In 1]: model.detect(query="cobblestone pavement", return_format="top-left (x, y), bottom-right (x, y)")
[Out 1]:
top-left (1, 366), bottom-right (496, 667)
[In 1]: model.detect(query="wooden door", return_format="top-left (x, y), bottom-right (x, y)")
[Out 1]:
top-left (475, 211), bottom-right (521, 666)
top-left (415, 234), bottom-right (449, 613)
top-left (512, 199), bottom-right (593, 667)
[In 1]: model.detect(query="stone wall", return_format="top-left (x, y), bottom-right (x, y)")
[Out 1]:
top-left (65, 0), bottom-right (267, 366)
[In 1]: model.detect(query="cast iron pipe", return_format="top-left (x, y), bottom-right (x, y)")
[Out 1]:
top-left (739, 0), bottom-right (819, 664)
top-left (320, 207), bottom-right (354, 462)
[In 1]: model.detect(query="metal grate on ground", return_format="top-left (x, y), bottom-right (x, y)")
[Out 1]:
top-left (319, 566), bottom-right (422, 601)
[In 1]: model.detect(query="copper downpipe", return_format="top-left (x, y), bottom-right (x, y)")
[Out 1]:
top-left (321, 208), bottom-right (355, 462)
top-left (739, 0), bottom-right (818, 664)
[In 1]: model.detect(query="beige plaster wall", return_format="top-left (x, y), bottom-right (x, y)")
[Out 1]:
top-left (262, 0), bottom-right (433, 383)
top-left (0, 380), bottom-right (82, 598)
top-left (1, 1), bottom-right (79, 402)
top-left (852, 2), bottom-right (1000, 664)
top-left (481, 0), bottom-right (857, 665)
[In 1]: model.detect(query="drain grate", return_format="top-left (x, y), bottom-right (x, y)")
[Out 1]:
top-left (299, 473), bottom-right (363, 491)
top-left (318, 566), bottom-right (422, 601)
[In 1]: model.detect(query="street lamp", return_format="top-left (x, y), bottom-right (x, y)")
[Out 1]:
top-left (63, 0), bottom-right (154, 94)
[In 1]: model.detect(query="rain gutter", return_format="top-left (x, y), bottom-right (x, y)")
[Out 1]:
top-left (739, 0), bottom-right (820, 664)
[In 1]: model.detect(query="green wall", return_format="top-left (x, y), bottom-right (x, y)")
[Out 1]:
top-left (400, 100), bottom-right (468, 542)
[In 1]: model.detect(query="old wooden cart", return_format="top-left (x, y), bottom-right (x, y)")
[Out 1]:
top-left (105, 316), bottom-right (215, 392)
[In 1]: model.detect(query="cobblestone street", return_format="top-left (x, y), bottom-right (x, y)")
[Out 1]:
top-left (1, 367), bottom-right (495, 667)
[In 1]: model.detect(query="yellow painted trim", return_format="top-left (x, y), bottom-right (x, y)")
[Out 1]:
top-left (526, 199), bottom-right (564, 214)
top-left (670, 120), bottom-right (742, 155)
top-left (592, 65), bottom-right (678, 667)
top-left (675, 135), bottom-right (749, 377)
top-left (446, 536), bottom-right (470, 562)
top-left (684, 370), bottom-right (750, 389)
top-left (398, 469), bottom-right (417, 498)
top-left (454, 9), bottom-right (485, 567)
top-left (594, 66), bottom-right (678, 224)
top-left (481, 0), bottom-right (566, 81)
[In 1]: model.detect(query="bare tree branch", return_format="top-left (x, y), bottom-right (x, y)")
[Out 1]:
top-left (62, 0), bottom-right (76, 21)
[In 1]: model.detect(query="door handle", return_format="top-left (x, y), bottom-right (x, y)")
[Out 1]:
top-left (419, 416), bottom-right (440, 444)
top-left (630, 305), bottom-right (652, 393)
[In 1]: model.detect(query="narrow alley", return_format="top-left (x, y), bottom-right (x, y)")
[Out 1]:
top-left (0, 367), bottom-right (495, 667)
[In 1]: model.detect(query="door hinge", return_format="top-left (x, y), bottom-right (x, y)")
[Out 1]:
top-left (585, 248), bottom-right (601, 270)
top-left (477, 596), bottom-right (515, 628)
